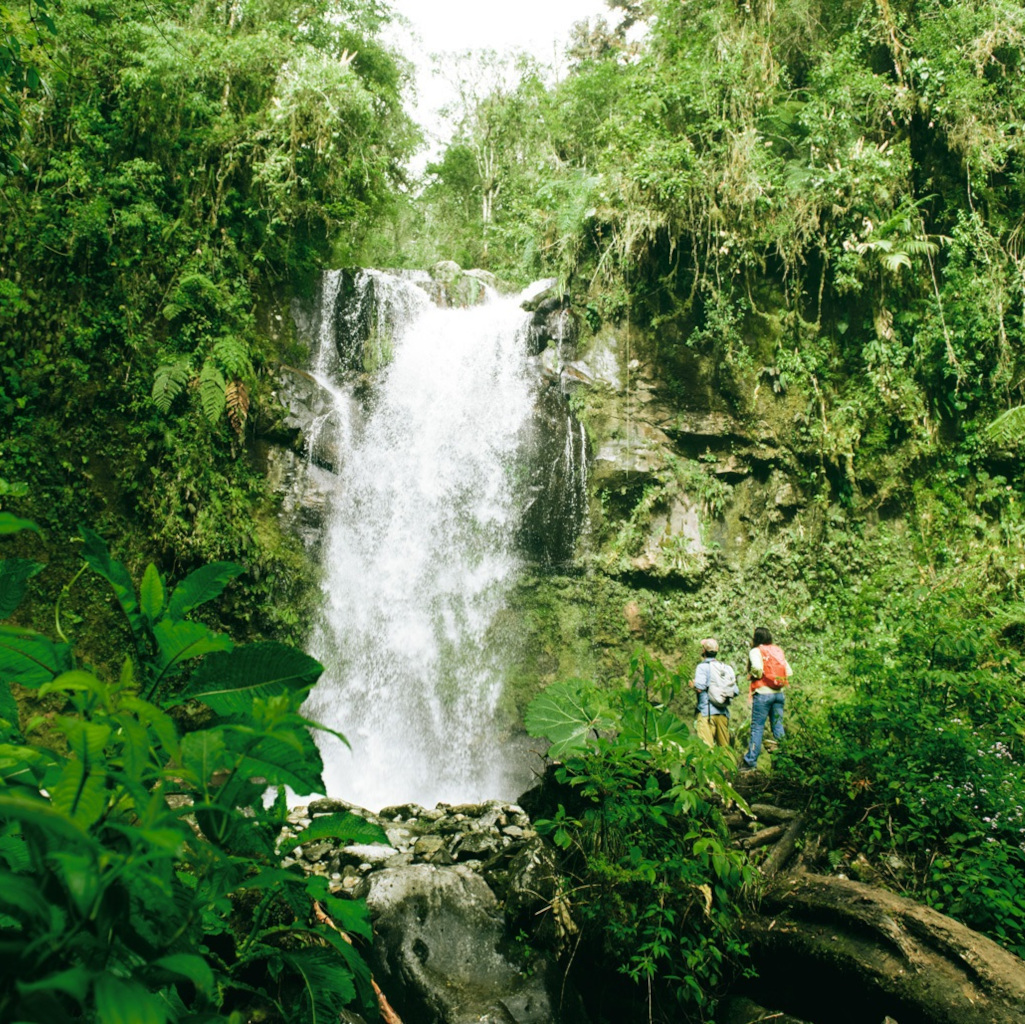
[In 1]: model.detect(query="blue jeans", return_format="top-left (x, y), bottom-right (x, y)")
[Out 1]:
top-left (743, 690), bottom-right (785, 768)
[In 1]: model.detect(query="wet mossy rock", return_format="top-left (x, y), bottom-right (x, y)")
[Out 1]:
top-left (283, 798), bottom-right (588, 1024)
top-left (423, 261), bottom-right (496, 308)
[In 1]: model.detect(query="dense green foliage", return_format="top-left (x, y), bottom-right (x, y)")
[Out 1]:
top-left (5, 0), bottom-right (1025, 1014)
top-left (0, 521), bottom-right (384, 1023)
top-left (422, 0), bottom-right (1025, 471)
top-left (0, 0), bottom-right (416, 639)
top-left (777, 573), bottom-right (1025, 957)
top-left (526, 653), bottom-right (756, 1022)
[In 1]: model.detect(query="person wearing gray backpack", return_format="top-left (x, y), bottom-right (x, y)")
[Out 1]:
top-left (692, 637), bottom-right (739, 750)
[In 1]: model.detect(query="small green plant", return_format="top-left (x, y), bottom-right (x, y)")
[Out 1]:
top-left (0, 521), bottom-right (383, 1023)
top-left (525, 652), bottom-right (756, 1020)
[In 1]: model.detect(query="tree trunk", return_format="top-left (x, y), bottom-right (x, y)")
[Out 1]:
top-left (739, 873), bottom-right (1025, 1024)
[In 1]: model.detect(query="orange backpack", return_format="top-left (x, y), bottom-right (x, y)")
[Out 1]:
top-left (758, 644), bottom-right (788, 689)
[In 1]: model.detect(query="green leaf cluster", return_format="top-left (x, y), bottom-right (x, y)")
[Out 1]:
top-left (526, 651), bottom-right (756, 1020)
top-left (776, 580), bottom-right (1025, 958)
top-left (0, 520), bottom-right (382, 1023)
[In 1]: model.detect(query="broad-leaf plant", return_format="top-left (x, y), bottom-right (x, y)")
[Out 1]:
top-left (0, 520), bottom-right (383, 1023)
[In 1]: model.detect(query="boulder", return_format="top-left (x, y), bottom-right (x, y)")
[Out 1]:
top-left (360, 863), bottom-right (562, 1024)
top-left (421, 261), bottom-right (494, 308)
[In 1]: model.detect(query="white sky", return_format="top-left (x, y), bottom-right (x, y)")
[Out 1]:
top-left (385, 0), bottom-right (613, 161)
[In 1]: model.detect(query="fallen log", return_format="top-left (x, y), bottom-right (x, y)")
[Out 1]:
top-left (742, 825), bottom-right (785, 850)
top-left (747, 803), bottom-right (799, 824)
top-left (740, 873), bottom-right (1025, 1024)
top-left (759, 811), bottom-right (804, 877)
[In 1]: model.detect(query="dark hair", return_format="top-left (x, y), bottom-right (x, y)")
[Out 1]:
top-left (753, 626), bottom-right (773, 646)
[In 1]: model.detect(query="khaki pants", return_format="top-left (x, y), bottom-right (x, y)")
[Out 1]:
top-left (695, 713), bottom-right (731, 749)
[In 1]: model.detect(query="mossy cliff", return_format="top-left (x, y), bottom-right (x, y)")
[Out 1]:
top-left (500, 274), bottom-right (1025, 719)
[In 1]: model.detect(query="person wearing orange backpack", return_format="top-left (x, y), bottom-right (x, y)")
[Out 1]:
top-left (740, 626), bottom-right (792, 772)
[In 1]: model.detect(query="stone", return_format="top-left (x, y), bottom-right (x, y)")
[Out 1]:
top-left (308, 797), bottom-right (364, 815)
top-left (385, 827), bottom-right (415, 850)
top-left (421, 261), bottom-right (492, 308)
top-left (363, 863), bottom-right (563, 1024)
top-left (501, 838), bottom-right (562, 950)
top-left (379, 803), bottom-right (425, 820)
top-left (414, 835), bottom-right (454, 865)
top-left (451, 831), bottom-right (504, 862)
top-left (300, 840), bottom-right (332, 862)
top-left (342, 843), bottom-right (398, 866)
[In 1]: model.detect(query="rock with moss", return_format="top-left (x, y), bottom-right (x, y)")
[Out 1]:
top-left (421, 261), bottom-right (496, 308)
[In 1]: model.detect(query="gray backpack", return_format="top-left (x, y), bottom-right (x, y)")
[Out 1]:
top-left (706, 661), bottom-right (737, 709)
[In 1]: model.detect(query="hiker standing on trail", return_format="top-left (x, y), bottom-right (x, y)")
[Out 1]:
top-left (692, 637), bottom-right (739, 749)
top-left (740, 626), bottom-right (791, 772)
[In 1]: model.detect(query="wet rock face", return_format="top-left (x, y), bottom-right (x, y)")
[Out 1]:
top-left (282, 799), bottom-right (587, 1024)
top-left (522, 288), bottom-right (580, 360)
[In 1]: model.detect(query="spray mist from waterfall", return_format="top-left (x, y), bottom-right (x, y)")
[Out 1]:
top-left (301, 271), bottom-right (561, 811)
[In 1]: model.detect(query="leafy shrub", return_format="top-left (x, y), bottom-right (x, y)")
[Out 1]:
top-left (777, 588), bottom-right (1025, 956)
top-left (0, 522), bottom-right (382, 1023)
top-left (525, 653), bottom-right (757, 1022)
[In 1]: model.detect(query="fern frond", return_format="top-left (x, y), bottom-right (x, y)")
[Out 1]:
top-left (903, 238), bottom-right (939, 257)
top-left (881, 251), bottom-right (912, 274)
top-left (152, 361), bottom-right (192, 414)
top-left (212, 336), bottom-right (253, 379)
top-left (199, 361), bottom-right (226, 425)
top-left (985, 405), bottom-right (1025, 447)
top-left (226, 380), bottom-right (250, 437)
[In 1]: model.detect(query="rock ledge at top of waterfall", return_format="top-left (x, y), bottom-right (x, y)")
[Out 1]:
top-left (420, 260), bottom-right (498, 308)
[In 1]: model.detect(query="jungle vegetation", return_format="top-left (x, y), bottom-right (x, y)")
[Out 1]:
top-left (3, 0), bottom-right (1025, 1020)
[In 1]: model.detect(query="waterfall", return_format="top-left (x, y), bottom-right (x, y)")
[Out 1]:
top-left (299, 270), bottom-right (581, 811)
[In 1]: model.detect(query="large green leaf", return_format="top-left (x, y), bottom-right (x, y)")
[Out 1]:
top-left (0, 868), bottom-right (52, 922)
top-left (524, 679), bottom-right (616, 758)
top-left (40, 669), bottom-right (109, 703)
top-left (94, 974), bottom-right (168, 1024)
top-left (0, 795), bottom-right (93, 845)
top-left (0, 557), bottom-right (45, 619)
top-left (0, 679), bottom-right (18, 732)
top-left (238, 731), bottom-right (324, 795)
top-left (139, 563), bottom-right (165, 624)
top-left (620, 704), bottom-right (692, 752)
top-left (0, 742), bottom-right (58, 788)
top-left (152, 619), bottom-right (233, 678)
top-left (120, 696), bottom-right (180, 761)
top-left (184, 642), bottom-right (324, 715)
top-left (49, 850), bottom-right (100, 917)
top-left (167, 561), bottom-right (243, 620)
top-left (16, 963), bottom-right (93, 1002)
top-left (305, 876), bottom-right (373, 940)
top-left (49, 756), bottom-right (109, 828)
top-left (300, 812), bottom-right (388, 847)
top-left (199, 361), bottom-right (226, 425)
top-left (149, 953), bottom-right (216, 998)
top-left (0, 826), bottom-right (30, 871)
top-left (79, 528), bottom-right (143, 643)
top-left (278, 946), bottom-right (356, 1021)
top-left (0, 512), bottom-right (40, 535)
top-left (151, 360), bottom-right (191, 414)
top-left (180, 731), bottom-right (228, 787)
top-left (0, 624), bottom-right (73, 689)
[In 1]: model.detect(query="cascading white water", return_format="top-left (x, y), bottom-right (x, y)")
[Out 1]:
top-left (303, 271), bottom-right (552, 811)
